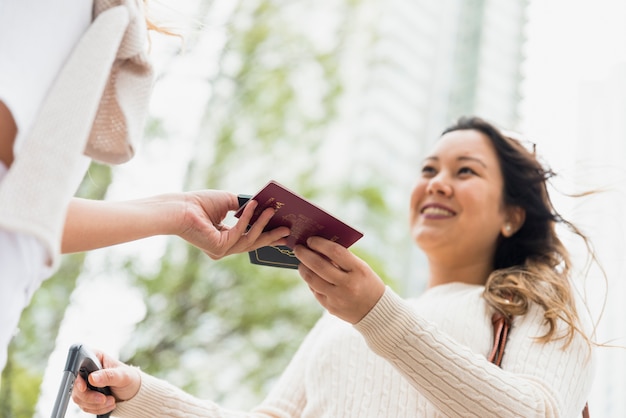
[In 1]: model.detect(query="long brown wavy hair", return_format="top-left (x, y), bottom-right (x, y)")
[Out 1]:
top-left (442, 116), bottom-right (594, 348)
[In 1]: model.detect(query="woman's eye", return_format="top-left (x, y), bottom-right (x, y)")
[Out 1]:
top-left (458, 167), bottom-right (476, 175)
top-left (421, 165), bottom-right (436, 176)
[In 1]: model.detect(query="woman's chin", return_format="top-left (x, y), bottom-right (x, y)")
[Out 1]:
top-left (412, 230), bottom-right (448, 252)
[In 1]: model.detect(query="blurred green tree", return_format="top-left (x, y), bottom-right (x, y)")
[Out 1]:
top-left (124, 0), bottom-right (393, 408)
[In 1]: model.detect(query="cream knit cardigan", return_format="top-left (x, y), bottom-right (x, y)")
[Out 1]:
top-left (113, 284), bottom-right (595, 418)
top-left (0, 0), bottom-right (153, 269)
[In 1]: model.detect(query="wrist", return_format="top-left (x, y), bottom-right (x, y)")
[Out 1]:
top-left (122, 365), bottom-right (143, 402)
top-left (139, 193), bottom-right (187, 237)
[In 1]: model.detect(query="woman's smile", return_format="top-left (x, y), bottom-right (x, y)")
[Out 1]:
top-left (420, 203), bottom-right (456, 219)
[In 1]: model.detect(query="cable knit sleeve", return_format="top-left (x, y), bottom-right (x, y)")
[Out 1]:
top-left (111, 372), bottom-right (264, 418)
top-left (354, 287), bottom-right (595, 418)
top-left (111, 314), bottom-right (332, 418)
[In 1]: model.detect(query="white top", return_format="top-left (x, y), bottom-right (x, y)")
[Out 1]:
top-left (0, 162), bottom-right (51, 371)
top-left (0, 0), bottom-right (92, 373)
top-left (115, 283), bottom-right (595, 418)
top-left (0, 0), bottom-right (92, 155)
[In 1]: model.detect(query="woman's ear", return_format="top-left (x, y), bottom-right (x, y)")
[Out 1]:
top-left (502, 206), bottom-right (525, 237)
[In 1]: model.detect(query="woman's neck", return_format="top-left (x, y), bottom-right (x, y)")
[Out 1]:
top-left (426, 257), bottom-right (493, 289)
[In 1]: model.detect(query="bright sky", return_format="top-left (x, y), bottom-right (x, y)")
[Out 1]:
top-left (523, 1), bottom-right (626, 416)
top-left (521, 0), bottom-right (626, 164)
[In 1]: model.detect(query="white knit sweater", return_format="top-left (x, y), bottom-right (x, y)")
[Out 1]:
top-left (113, 283), bottom-right (594, 418)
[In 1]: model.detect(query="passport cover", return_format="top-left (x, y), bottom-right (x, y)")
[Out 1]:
top-left (236, 180), bottom-right (364, 269)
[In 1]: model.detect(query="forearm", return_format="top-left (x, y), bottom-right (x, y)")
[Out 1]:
top-left (114, 372), bottom-right (278, 418)
top-left (61, 196), bottom-right (182, 253)
top-left (0, 100), bottom-right (17, 168)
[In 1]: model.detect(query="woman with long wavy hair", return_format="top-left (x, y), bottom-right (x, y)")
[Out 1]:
top-left (74, 116), bottom-right (595, 417)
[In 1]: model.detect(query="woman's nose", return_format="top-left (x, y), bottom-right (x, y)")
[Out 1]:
top-left (426, 174), bottom-right (453, 197)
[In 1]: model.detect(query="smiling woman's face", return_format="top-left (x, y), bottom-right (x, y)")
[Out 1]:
top-left (409, 129), bottom-right (509, 263)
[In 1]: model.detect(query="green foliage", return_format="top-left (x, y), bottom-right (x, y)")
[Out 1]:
top-left (191, 0), bottom-right (354, 190)
top-left (0, 359), bottom-right (41, 418)
top-left (123, 0), bottom-right (388, 407)
top-left (125, 245), bottom-right (322, 403)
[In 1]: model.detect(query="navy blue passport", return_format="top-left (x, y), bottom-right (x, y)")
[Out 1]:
top-left (236, 181), bottom-right (363, 269)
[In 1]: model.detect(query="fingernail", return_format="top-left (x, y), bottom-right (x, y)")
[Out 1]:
top-left (91, 372), bottom-right (102, 385)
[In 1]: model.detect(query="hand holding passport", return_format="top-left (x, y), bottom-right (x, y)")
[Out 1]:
top-left (235, 180), bottom-right (363, 269)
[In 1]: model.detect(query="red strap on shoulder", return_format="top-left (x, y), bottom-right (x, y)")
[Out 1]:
top-left (488, 311), bottom-right (509, 367)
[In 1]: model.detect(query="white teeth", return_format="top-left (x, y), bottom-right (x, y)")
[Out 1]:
top-left (422, 206), bottom-right (454, 216)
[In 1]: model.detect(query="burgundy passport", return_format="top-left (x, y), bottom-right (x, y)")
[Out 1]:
top-left (235, 180), bottom-right (363, 269)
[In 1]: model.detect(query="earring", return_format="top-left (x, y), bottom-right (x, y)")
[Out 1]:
top-left (504, 223), bottom-right (512, 235)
